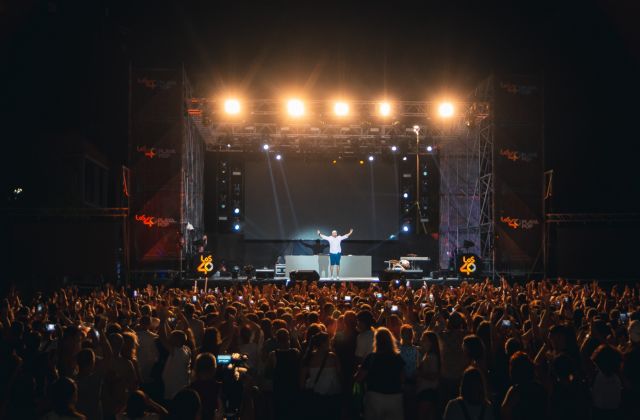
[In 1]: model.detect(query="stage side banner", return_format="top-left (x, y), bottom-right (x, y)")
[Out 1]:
top-left (130, 68), bottom-right (183, 264)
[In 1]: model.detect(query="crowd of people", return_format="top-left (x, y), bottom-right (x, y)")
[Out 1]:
top-left (1, 278), bottom-right (639, 420)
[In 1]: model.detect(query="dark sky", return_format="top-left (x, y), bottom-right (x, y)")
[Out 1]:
top-left (2, 0), bottom-right (639, 213)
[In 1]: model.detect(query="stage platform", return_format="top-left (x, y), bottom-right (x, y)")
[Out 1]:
top-left (170, 276), bottom-right (468, 289)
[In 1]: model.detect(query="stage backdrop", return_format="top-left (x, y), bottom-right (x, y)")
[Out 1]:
top-left (244, 157), bottom-right (399, 241)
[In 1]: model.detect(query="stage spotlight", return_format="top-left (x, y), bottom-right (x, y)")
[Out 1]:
top-left (233, 223), bottom-right (241, 231)
top-left (334, 102), bottom-right (349, 116)
top-left (368, 155), bottom-right (374, 162)
top-left (438, 102), bottom-right (454, 118)
top-left (234, 208), bottom-right (240, 214)
top-left (403, 192), bottom-right (409, 199)
top-left (391, 145), bottom-right (397, 152)
top-left (359, 160), bottom-right (364, 165)
top-left (262, 144), bottom-right (269, 150)
top-left (402, 225), bottom-right (410, 233)
top-left (332, 159), bottom-right (337, 164)
top-left (402, 156), bottom-right (407, 161)
top-left (379, 102), bottom-right (391, 117)
top-left (226, 143), bottom-right (231, 148)
top-left (426, 145), bottom-right (433, 152)
top-left (287, 99), bottom-right (304, 117)
top-left (224, 99), bottom-right (241, 115)
top-left (275, 154), bottom-right (282, 160)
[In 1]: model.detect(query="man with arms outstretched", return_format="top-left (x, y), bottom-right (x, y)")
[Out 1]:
top-left (317, 228), bottom-right (353, 280)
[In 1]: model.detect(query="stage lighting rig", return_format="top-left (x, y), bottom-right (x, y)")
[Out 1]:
top-left (224, 99), bottom-right (241, 115)
top-left (379, 102), bottom-right (391, 117)
top-left (438, 102), bottom-right (454, 118)
top-left (287, 99), bottom-right (304, 117)
top-left (334, 102), bottom-right (349, 116)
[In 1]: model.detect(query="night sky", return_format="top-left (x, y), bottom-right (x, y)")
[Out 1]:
top-left (2, 1), bottom-right (639, 213)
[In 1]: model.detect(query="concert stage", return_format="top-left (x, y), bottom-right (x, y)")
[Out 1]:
top-left (171, 276), bottom-right (469, 290)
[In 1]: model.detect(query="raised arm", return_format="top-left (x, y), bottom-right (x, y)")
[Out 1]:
top-left (317, 230), bottom-right (328, 240)
top-left (343, 228), bottom-right (354, 238)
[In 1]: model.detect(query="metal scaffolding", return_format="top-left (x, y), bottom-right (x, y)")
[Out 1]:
top-left (182, 73), bottom-right (205, 258)
top-left (438, 79), bottom-right (493, 275)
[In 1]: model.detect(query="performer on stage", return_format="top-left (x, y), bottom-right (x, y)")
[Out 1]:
top-left (317, 228), bottom-right (354, 279)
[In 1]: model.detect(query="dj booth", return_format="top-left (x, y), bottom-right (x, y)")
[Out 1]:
top-left (285, 255), bottom-right (372, 278)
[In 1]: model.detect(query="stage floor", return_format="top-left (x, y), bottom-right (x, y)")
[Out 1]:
top-left (187, 276), bottom-right (463, 284)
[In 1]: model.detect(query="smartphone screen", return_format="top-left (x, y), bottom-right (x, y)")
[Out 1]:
top-left (391, 305), bottom-right (399, 312)
top-left (375, 293), bottom-right (382, 299)
top-left (217, 354), bottom-right (232, 365)
top-left (502, 319), bottom-right (512, 328)
top-left (46, 323), bottom-right (56, 332)
top-left (37, 303), bottom-right (44, 313)
top-left (192, 295), bottom-right (198, 303)
top-left (344, 296), bottom-right (351, 301)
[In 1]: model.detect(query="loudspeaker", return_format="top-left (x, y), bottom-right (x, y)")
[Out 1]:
top-left (289, 270), bottom-right (320, 282)
top-left (255, 269), bottom-right (275, 279)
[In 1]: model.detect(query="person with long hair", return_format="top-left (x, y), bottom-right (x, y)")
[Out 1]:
top-left (501, 351), bottom-right (547, 420)
top-left (355, 327), bottom-right (405, 420)
top-left (417, 331), bottom-right (441, 420)
top-left (189, 352), bottom-right (222, 420)
top-left (267, 328), bottom-right (301, 420)
top-left (300, 332), bottom-right (341, 420)
top-left (443, 367), bottom-right (495, 420)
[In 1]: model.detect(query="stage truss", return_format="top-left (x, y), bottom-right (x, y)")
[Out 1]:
top-left (186, 96), bottom-right (493, 273)
top-left (437, 82), bottom-right (492, 275)
top-left (187, 99), bottom-right (475, 155)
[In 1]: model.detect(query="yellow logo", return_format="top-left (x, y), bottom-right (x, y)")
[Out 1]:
top-left (460, 255), bottom-right (477, 276)
top-left (197, 254), bottom-right (214, 275)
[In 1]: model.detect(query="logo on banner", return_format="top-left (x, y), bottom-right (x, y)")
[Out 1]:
top-left (500, 217), bottom-right (540, 230)
top-left (136, 77), bottom-right (177, 91)
top-left (136, 146), bottom-right (177, 159)
top-left (499, 149), bottom-right (538, 163)
top-left (135, 214), bottom-right (177, 228)
top-left (197, 255), bottom-right (214, 275)
top-left (459, 255), bottom-right (477, 276)
top-left (500, 82), bottom-right (538, 95)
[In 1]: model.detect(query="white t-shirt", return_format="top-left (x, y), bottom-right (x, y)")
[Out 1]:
top-left (162, 345), bottom-right (191, 399)
top-left (137, 330), bottom-right (159, 384)
top-left (320, 234), bottom-right (347, 254)
top-left (355, 329), bottom-right (374, 359)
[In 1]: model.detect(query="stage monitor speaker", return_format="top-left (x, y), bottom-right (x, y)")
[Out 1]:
top-left (289, 270), bottom-right (320, 282)
top-left (256, 269), bottom-right (275, 279)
